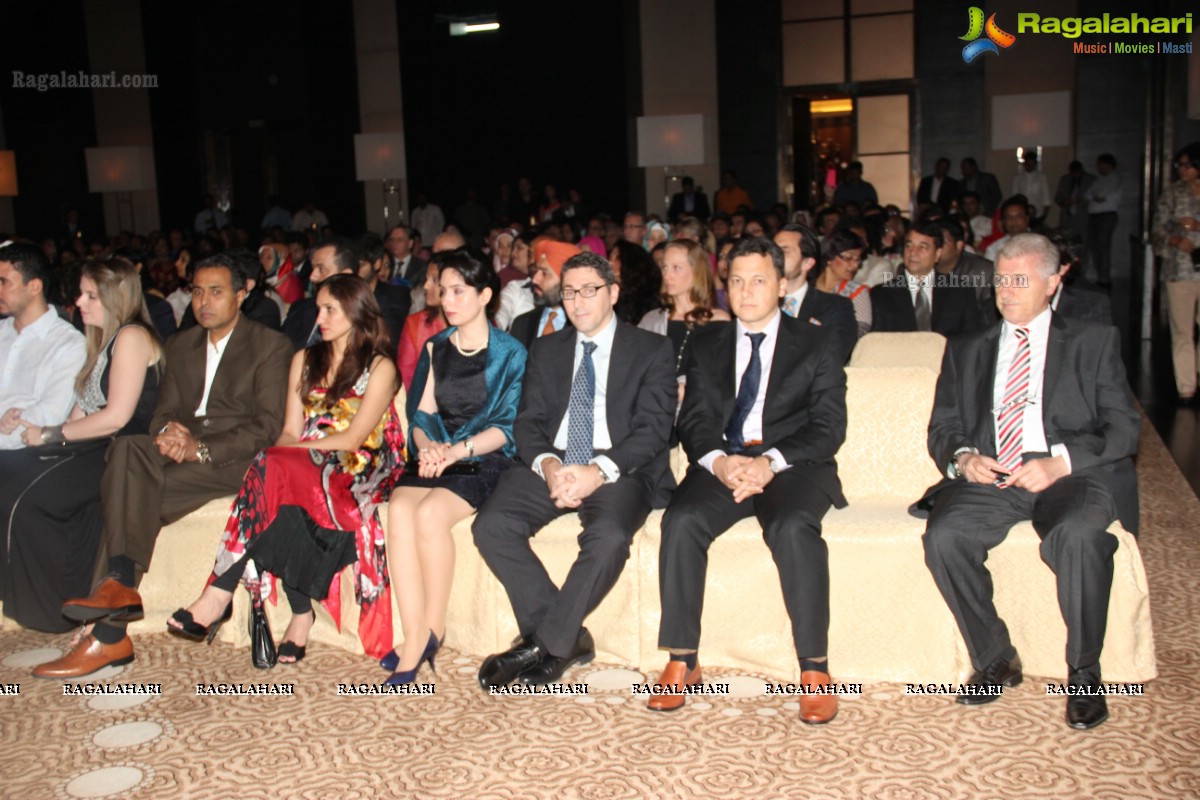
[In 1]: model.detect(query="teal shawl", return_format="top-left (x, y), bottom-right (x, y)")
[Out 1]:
top-left (407, 326), bottom-right (526, 459)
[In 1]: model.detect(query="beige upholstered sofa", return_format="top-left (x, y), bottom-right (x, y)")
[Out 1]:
top-left (17, 332), bottom-right (1155, 684)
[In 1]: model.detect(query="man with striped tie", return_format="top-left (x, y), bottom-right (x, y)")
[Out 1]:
top-left (919, 233), bottom-right (1140, 730)
top-left (474, 251), bottom-right (677, 689)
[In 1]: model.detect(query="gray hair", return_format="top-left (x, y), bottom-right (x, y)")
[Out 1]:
top-left (995, 233), bottom-right (1060, 279)
top-left (562, 250), bottom-right (617, 285)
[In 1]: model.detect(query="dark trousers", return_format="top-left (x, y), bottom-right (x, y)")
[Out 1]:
top-left (94, 434), bottom-right (247, 588)
top-left (657, 467), bottom-right (833, 658)
top-left (472, 466), bottom-right (651, 657)
top-left (922, 473), bottom-right (1119, 670)
top-left (1087, 211), bottom-right (1119, 284)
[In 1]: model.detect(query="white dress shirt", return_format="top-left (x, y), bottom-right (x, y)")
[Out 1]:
top-left (782, 282), bottom-right (809, 318)
top-left (0, 308), bottom-right (87, 449)
top-left (533, 314), bottom-right (620, 481)
top-left (1012, 171), bottom-right (1052, 218)
top-left (992, 307), bottom-right (1071, 471)
top-left (1087, 172), bottom-right (1122, 214)
top-left (698, 310), bottom-right (789, 473)
top-left (195, 327), bottom-right (234, 417)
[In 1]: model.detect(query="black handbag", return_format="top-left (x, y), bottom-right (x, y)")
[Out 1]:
top-left (248, 579), bottom-right (277, 669)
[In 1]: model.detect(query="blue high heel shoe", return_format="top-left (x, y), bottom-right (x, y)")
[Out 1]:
top-left (384, 631), bottom-right (442, 686)
top-left (380, 630), bottom-right (443, 672)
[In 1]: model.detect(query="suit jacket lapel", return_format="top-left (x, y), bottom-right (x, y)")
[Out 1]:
top-left (765, 316), bottom-right (799, 401)
top-left (205, 315), bottom-right (246, 410)
top-left (1043, 312), bottom-right (1067, 431)
top-left (552, 329), bottom-right (576, 430)
top-left (978, 323), bottom-right (1002, 453)
top-left (715, 322), bottom-right (738, 420)
top-left (605, 325), bottom-right (634, 435)
top-left (183, 326), bottom-right (209, 411)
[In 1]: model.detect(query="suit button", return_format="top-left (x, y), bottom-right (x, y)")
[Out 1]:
top-left (202, 418), bottom-right (212, 428)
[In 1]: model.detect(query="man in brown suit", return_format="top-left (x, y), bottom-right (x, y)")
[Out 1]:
top-left (33, 254), bottom-right (292, 678)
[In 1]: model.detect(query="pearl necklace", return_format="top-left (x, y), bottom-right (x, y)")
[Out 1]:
top-left (452, 329), bottom-right (486, 357)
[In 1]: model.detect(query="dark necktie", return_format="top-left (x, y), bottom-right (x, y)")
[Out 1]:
top-left (724, 332), bottom-right (766, 453)
top-left (913, 281), bottom-right (932, 332)
top-left (564, 341), bottom-right (598, 464)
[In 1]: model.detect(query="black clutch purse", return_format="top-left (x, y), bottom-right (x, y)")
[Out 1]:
top-left (248, 579), bottom-right (277, 669)
top-left (403, 459), bottom-right (481, 476)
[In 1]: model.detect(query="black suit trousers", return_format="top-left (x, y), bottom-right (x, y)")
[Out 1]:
top-left (472, 465), bottom-right (651, 657)
top-left (657, 466), bottom-right (833, 657)
top-left (922, 472), bottom-right (1119, 670)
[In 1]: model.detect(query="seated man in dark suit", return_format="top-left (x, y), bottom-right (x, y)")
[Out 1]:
top-left (356, 232), bottom-right (412, 354)
top-left (508, 240), bottom-right (580, 351)
top-left (281, 238), bottom-right (356, 350)
top-left (870, 221), bottom-right (987, 337)
top-left (474, 251), bottom-right (676, 688)
top-left (773, 224), bottom-right (857, 363)
top-left (919, 233), bottom-right (1139, 729)
top-left (651, 236), bottom-right (848, 724)
top-left (32, 254), bottom-right (292, 678)
top-left (1043, 227), bottom-right (1113, 326)
top-left (667, 176), bottom-right (711, 223)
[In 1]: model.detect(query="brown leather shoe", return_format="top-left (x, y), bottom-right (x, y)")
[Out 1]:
top-left (798, 670), bottom-right (838, 725)
top-left (647, 660), bottom-right (702, 712)
top-left (61, 577), bottom-right (143, 623)
top-left (32, 634), bottom-right (134, 679)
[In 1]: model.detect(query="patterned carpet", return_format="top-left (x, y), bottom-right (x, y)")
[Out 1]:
top-left (2, 417), bottom-right (1198, 800)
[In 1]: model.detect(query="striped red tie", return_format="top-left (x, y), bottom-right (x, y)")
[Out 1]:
top-left (996, 327), bottom-right (1030, 472)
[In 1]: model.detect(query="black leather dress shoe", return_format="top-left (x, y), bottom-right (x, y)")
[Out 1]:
top-left (957, 654), bottom-right (1023, 705)
top-left (478, 636), bottom-right (545, 690)
top-left (518, 628), bottom-right (595, 686)
top-left (1066, 669), bottom-right (1109, 730)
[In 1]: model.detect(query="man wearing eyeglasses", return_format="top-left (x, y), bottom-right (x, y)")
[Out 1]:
top-left (474, 250), bottom-right (677, 689)
top-left (917, 233), bottom-right (1140, 730)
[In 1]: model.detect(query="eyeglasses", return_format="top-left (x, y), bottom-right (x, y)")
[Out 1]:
top-left (834, 252), bottom-right (863, 264)
top-left (561, 284), bottom-right (609, 300)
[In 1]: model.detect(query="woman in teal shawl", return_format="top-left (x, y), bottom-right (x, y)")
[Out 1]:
top-left (382, 250), bottom-right (526, 685)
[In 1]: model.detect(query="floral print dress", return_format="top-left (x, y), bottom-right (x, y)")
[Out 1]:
top-left (211, 368), bottom-right (404, 657)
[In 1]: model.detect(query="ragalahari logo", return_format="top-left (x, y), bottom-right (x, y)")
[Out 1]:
top-left (960, 7), bottom-right (1017, 63)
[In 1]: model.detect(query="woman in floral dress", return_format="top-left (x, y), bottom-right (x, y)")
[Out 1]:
top-left (167, 274), bottom-right (403, 661)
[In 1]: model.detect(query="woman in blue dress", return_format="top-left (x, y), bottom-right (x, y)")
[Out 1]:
top-left (382, 250), bottom-right (526, 684)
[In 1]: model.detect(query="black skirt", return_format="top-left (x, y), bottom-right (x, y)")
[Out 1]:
top-left (391, 452), bottom-right (513, 509)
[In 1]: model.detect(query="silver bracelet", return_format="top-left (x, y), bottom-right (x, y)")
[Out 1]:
top-left (41, 425), bottom-right (67, 446)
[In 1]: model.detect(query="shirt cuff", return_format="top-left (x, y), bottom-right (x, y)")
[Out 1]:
top-left (698, 449), bottom-right (726, 474)
top-left (1050, 444), bottom-right (1072, 474)
top-left (762, 447), bottom-right (791, 473)
top-left (591, 456), bottom-right (620, 483)
top-left (531, 453), bottom-right (560, 479)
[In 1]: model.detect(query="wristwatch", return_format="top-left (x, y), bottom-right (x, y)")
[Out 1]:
top-left (951, 448), bottom-right (976, 479)
top-left (195, 441), bottom-right (212, 464)
top-left (464, 438), bottom-right (475, 457)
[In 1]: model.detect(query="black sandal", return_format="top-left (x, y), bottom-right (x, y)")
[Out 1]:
top-left (278, 610), bottom-right (315, 664)
top-left (167, 604), bottom-right (232, 644)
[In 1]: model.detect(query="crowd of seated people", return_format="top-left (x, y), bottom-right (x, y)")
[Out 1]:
top-left (0, 155), bottom-right (1152, 731)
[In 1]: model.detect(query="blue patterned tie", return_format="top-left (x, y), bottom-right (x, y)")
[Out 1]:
top-left (725, 332), bottom-right (766, 453)
top-left (564, 341), bottom-right (598, 464)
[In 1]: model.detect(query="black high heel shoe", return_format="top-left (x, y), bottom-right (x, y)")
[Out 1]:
top-left (278, 610), bottom-right (316, 665)
top-left (380, 630), bottom-right (444, 672)
top-left (384, 631), bottom-right (442, 686)
top-left (167, 603), bottom-right (233, 644)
